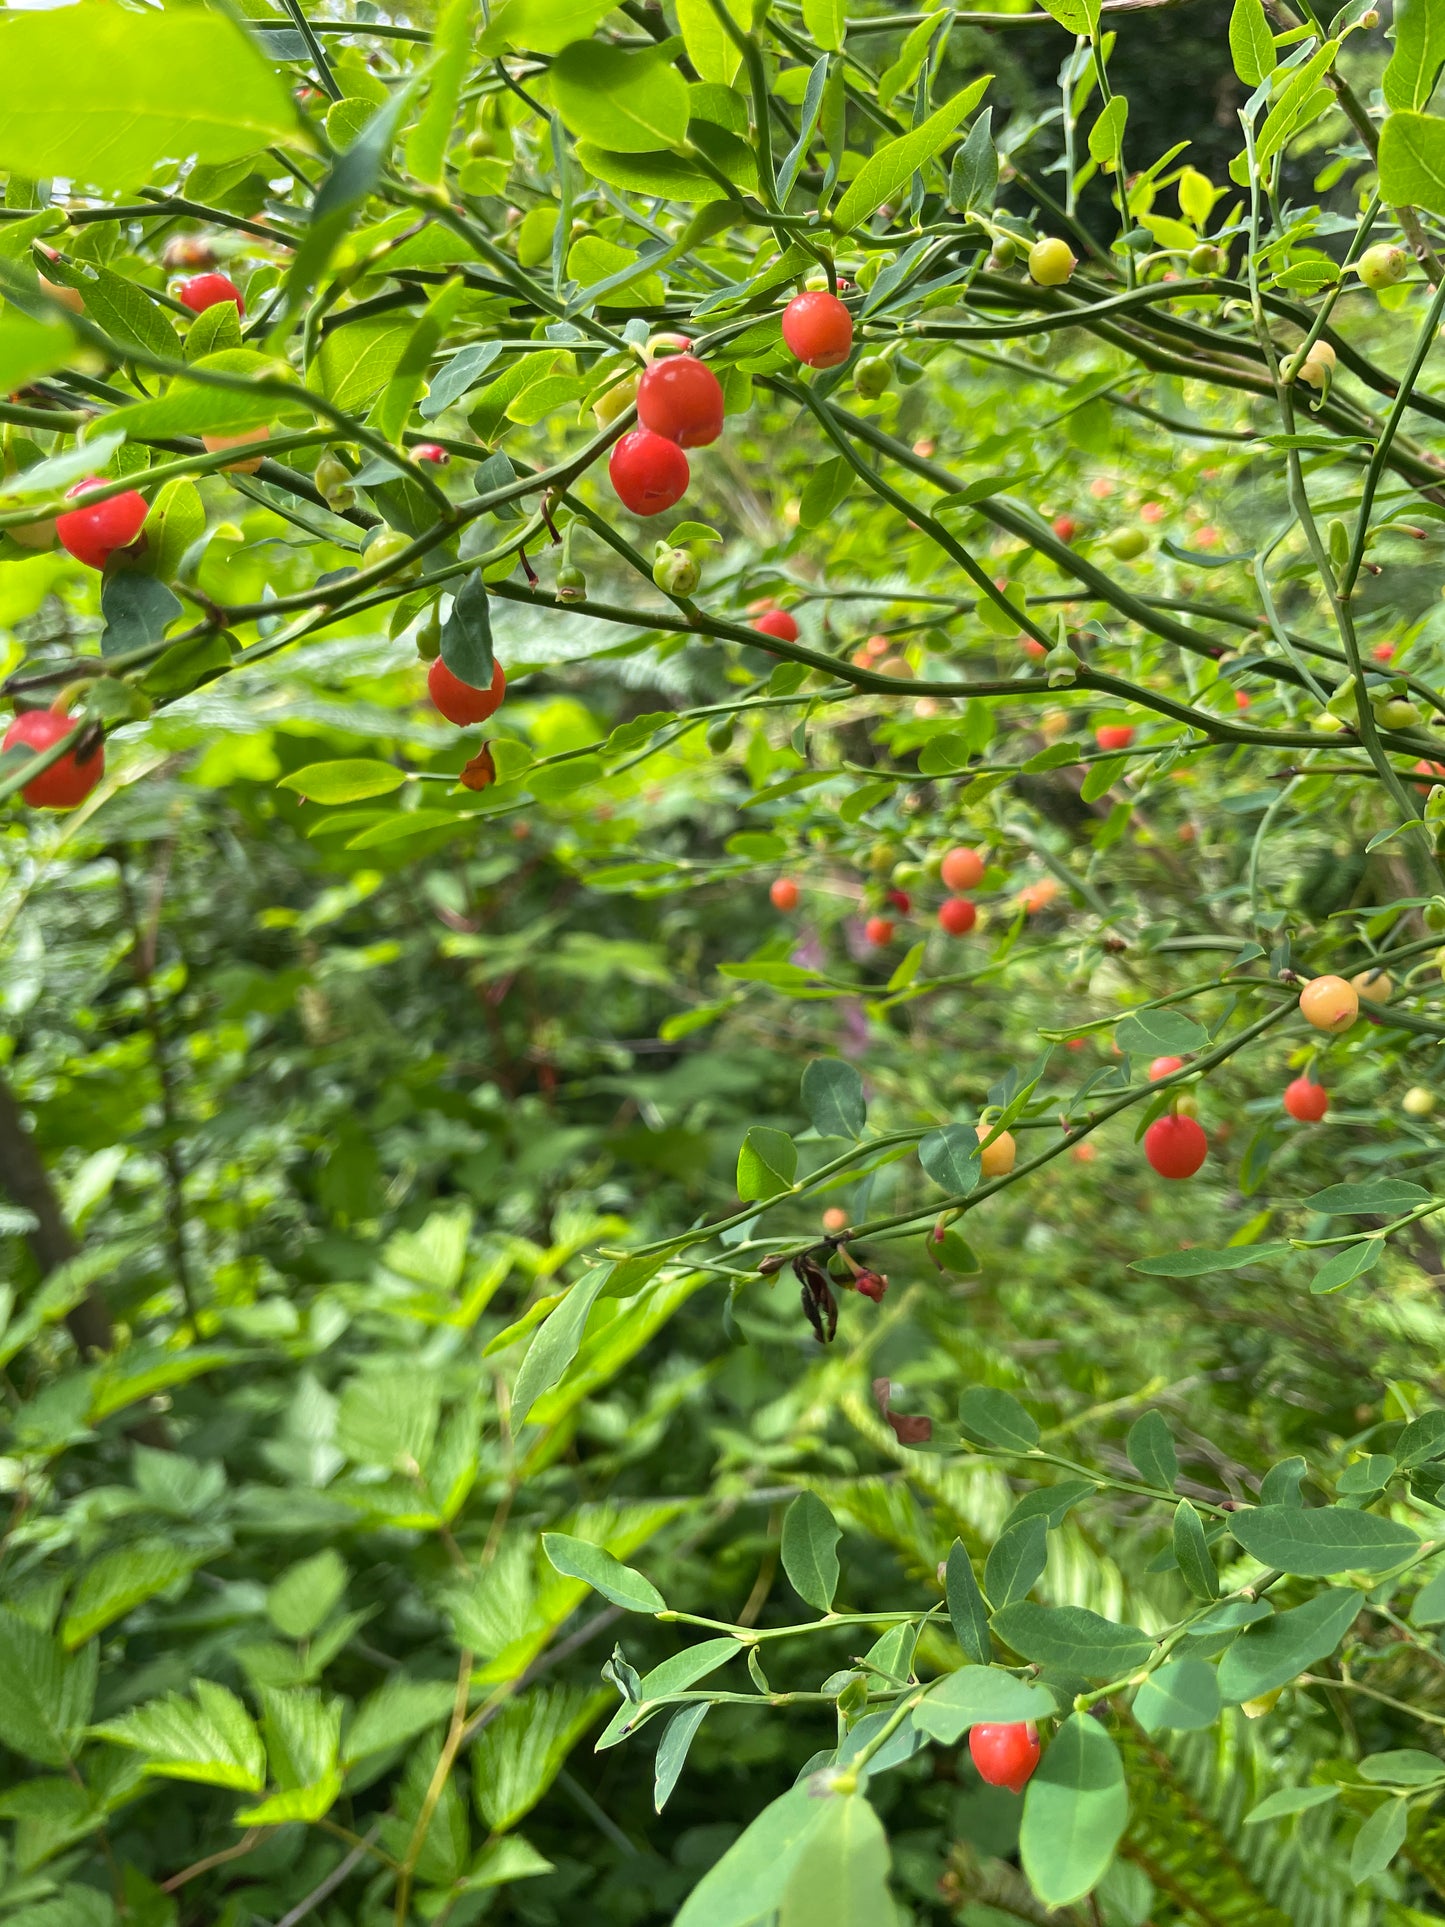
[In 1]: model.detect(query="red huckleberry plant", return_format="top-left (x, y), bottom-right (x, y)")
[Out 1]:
top-left (9, 3), bottom-right (1445, 1922)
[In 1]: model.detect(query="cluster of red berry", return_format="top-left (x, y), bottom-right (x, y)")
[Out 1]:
top-left (770, 843), bottom-right (985, 949)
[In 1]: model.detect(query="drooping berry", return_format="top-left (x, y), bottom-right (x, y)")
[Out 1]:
top-left (976, 1125), bottom-right (1016, 1177)
top-left (609, 429), bottom-right (689, 515)
top-left (864, 915), bottom-right (895, 946)
top-left (753, 610), bottom-right (799, 643)
top-left (938, 897), bottom-right (977, 936)
top-left (636, 354), bottom-right (725, 447)
top-left (176, 272), bottom-right (244, 316)
top-left (3, 709), bottom-right (104, 810)
top-left (1283, 1077), bottom-right (1328, 1122)
top-left (969, 1723), bottom-right (1040, 1794)
top-left (1144, 1113), bottom-right (1208, 1179)
top-left (781, 290), bottom-right (854, 369)
top-left (770, 877), bottom-right (800, 911)
top-left (1299, 975), bottom-right (1358, 1034)
top-left (428, 656), bottom-right (506, 726)
top-left (55, 479), bottom-right (148, 571)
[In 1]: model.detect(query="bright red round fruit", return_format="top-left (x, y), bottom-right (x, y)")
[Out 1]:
top-left (3, 709), bottom-right (104, 810)
top-left (608, 428), bottom-right (689, 515)
top-left (940, 846), bottom-right (985, 891)
top-left (176, 272), bottom-right (243, 316)
top-left (1095, 724), bottom-right (1134, 750)
top-left (637, 354), bottom-right (725, 448)
top-left (428, 656), bottom-right (506, 726)
top-left (887, 888), bottom-right (911, 913)
top-left (864, 915), bottom-right (895, 946)
top-left (55, 479), bottom-right (149, 571)
top-left (1144, 1113), bottom-right (1208, 1179)
top-left (781, 290), bottom-right (854, 369)
top-left (1052, 514), bottom-right (1079, 544)
top-left (1148, 1055), bottom-right (1184, 1082)
top-left (1284, 1077), bottom-right (1329, 1122)
top-left (753, 610), bottom-right (799, 643)
top-left (770, 877), bottom-right (799, 911)
top-left (969, 1722), bottom-right (1040, 1795)
top-left (938, 897), bottom-right (977, 935)
top-left (413, 442), bottom-right (450, 464)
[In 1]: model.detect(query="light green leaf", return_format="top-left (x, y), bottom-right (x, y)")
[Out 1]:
top-left (542, 1533), bottom-right (666, 1613)
top-left (1245, 1783), bottom-right (1339, 1823)
top-left (1359, 1748), bottom-right (1445, 1785)
top-left (345, 1676), bottom-right (459, 1764)
top-left (833, 78), bottom-right (992, 231)
top-left (676, 0), bottom-right (745, 83)
top-left (1412, 1564), bottom-right (1445, 1625)
top-left (778, 1793), bottom-right (891, 1927)
top-left (1133, 1658), bottom-right (1220, 1733)
top-left (1131, 1243), bottom-right (1291, 1277)
top-left (736, 1125), bottom-right (797, 1200)
top-left (913, 1667), bottom-right (1056, 1743)
top-left (781, 1492), bottom-right (841, 1611)
top-left (959, 1385), bottom-right (1039, 1452)
top-left (1229, 1504), bottom-right (1419, 1575)
top-left (1350, 1796), bottom-right (1408, 1883)
top-left (0, 5), bottom-right (298, 190)
top-left (140, 480), bottom-right (205, 584)
top-left (1311, 1238), bottom-right (1385, 1294)
top-left (370, 275), bottom-right (469, 445)
top-left (1306, 1179), bottom-right (1428, 1215)
top-left (472, 1685), bottom-right (607, 1830)
top-left (1036, 0), bottom-right (1100, 32)
top-left (675, 1782), bottom-right (828, 1927)
top-left (1229, 0), bottom-right (1277, 84)
top-left (1088, 95), bottom-right (1128, 172)
top-left (0, 1610), bottom-right (95, 1767)
top-left (404, 0), bottom-right (475, 184)
top-left (1019, 1714), bottom-right (1127, 1907)
top-left (92, 1680), bottom-right (265, 1790)
top-left (267, 1550), bottom-right (348, 1642)
top-left (478, 0), bottom-right (620, 56)
top-left (551, 41), bottom-right (691, 154)
top-left (1385, 0), bottom-right (1445, 110)
top-left (0, 312), bottom-right (75, 394)
top-left (802, 0), bottom-right (847, 53)
top-left (62, 1540), bottom-right (196, 1650)
top-left (315, 317), bottom-right (415, 413)
top-left (1114, 1007), bottom-right (1207, 1056)
top-left (512, 1267), bottom-right (609, 1424)
top-left (279, 762), bottom-right (409, 805)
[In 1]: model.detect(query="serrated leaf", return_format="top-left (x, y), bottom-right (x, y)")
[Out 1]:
top-left (61, 1540), bottom-right (196, 1649)
top-left (781, 1492), bottom-right (841, 1611)
top-left (267, 1549), bottom-right (347, 1641)
top-left (92, 1680), bottom-right (265, 1790)
top-left (0, 1609), bottom-right (95, 1767)
top-left (345, 1676), bottom-right (458, 1764)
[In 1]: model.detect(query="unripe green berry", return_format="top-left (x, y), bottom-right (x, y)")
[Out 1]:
top-left (1359, 243), bottom-right (1408, 291)
top-left (1028, 237), bottom-right (1076, 287)
top-left (1425, 897), bottom-right (1445, 931)
top-left (467, 129), bottom-right (495, 158)
top-left (891, 861), bottom-right (923, 888)
top-left (315, 450), bottom-right (355, 510)
top-left (1374, 696), bottom-right (1422, 730)
top-left (1404, 1085), bottom-right (1437, 1117)
top-left (989, 235), bottom-right (1018, 268)
top-left (416, 608), bottom-right (442, 661)
top-left (706, 715), bottom-right (735, 753)
top-left (364, 526), bottom-right (414, 571)
top-left (556, 563), bottom-right (587, 602)
top-left (854, 356), bottom-right (891, 399)
top-left (1108, 527), bottom-right (1148, 561)
top-left (1188, 243), bottom-right (1225, 275)
top-left (653, 545), bottom-right (701, 596)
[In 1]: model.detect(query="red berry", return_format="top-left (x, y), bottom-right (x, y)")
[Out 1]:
top-left (1021, 636), bottom-right (1047, 660)
top-left (1095, 724), bottom-right (1134, 750)
top-left (940, 846), bottom-right (985, 891)
top-left (3, 710), bottom-right (103, 810)
top-left (781, 290), bottom-right (854, 369)
top-left (770, 877), bottom-right (800, 911)
top-left (1144, 1113), bottom-right (1208, 1179)
top-left (55, 478), bottom-right (149, 571)
top-left (428, 656), bottom-right (506, 726)
top-left (854, 1269), bottom-right (887, 1302)
top-left (1148, 1055), bottom-right (1184, 1082)
top-left (1284, 1077), bottom-right (1328, 1122)
top-left (1235, 690), bottom-right (1251, 709)
top-left (413, 442), bottom-right (450, 464)
top-left (608, 429), bottom-right (689, 515)
top-left (176, 272), bottom-right (243, 316)
top-left (969, 1722), bottom-right (1040, 1794)
top-left (1052, 514), bottom-right (1079, 544)
top-left (753, 610), bottom-right (799, 643)
top-left (938, 897), bottom-right (977, 935)
top-left (864, 915), bottom-right (894, 946)
top-left (886, 888), bottom-right (910, 913)
top-left (636, 354), bottom-right (725, 448)
top-left (1372, 641), bottom-right (1396, 663)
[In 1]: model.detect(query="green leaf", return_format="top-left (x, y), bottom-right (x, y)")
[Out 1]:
top-left (267, 1550), bottom-right (348, 1641)
top-left (1019, 1714), bottom-right (1127, 1908)
top-left (472, 1685), bottom-right (606, 1829)
top-left (737, 1125), bottom-right (797, 1201)
top-left (949, 108), bottom-right (998, 212)
top-left (833, 78), bottom-right (992, 231)
top-left (959, 1386), bottom-right (1039, 1452)
top-left (1217, 1588), bottom-right (1362, 1703)
top-left (479, 0), bottom-right (620, 55)
top-left (0, 311), bottom-right (75, 394)
top-left (798, 456), bottom-right (854, 531)
top-left (1413, 1565), bottom-right (1445, 1626)
top-left (404, 0), bottom-right (474, 184)
top-left (184, 297), bottom-right (243, 362)
top-left (984, 1518), bottom-right (1047, 1609)
top-left (1384, 0), bottom-right (1445, 110)
top-left (1114, 1007), bottom-right (1207, 1056)
top-left (0, 6), bottom-right (297, 190)
top-left (317, 317), bottom-right (414, 413)
top-left (990, 1602), bottom-right (1154, 1677)
top-left (802, 0), bottom-right (847, 53)
top-left (1350, 1796), bottom-right (1408, 1883)
top-left (675, 1782), bottom-right (827, 1927)
top-left (655, 1703), bottom-right (709, 1812)
top-left (345, 1676), bottom-right (459, 1764)
top-left (1396, 1410), bottom-right (1445, 1466)
top-left (1088, 95), bottom-right (1128, 172)
top-left (1304, 1180), bottom-right (1429, 1215)
top-left (99, 569), bottom-right (182, 657)
top-left (945, 1541), bottom-right (992, 1665)
top-left (913, 1667), bottom-right (1056, 1743)
top-left (92, 1680), bottom-right (265, 1790)
top-left (512, 1267), bottom-right (609, 1424)
top-left (778, 1793), bottom-right (891, 1927)
top-left (1173, 1500), bottom-right (1220, 1601)
top-left (675, 0), bottom-right (745, 84)
top-left (1311, 1238), bottom-right (1385, 1294)
top-left (1035, 0), bottom-right (1100, 33)
top-left (62, 1540), bottom-right (196, 1649)
top-left (1229, 1504), bottom-right (1419, 1575)
top-left (1359, 1748), bottom-right (1445, 1785)
top-left (1245, 1783), bottom-right (1339, 1824)
top-left (337, 1367), bottom-right (441, 1468)
top-left (107, 353), bottom-right (304, 439)
top-left (551, 41), bottom-right (691, 154)
top-left (781, 1492), bottom-right (841, 1611)
top-left (542, 1533), bottom-right (666, 1613)
top-left (279, 761), bottom-right (409, 805)
top-left (1131, 1243), bottom-right (1290, 1277)
top-left (919, 1123), bottom-right (982, 1195)
top-left (1133, 1658), bottom-right (1220, 1733)
top-left (140, 479), bottom-right (205, 584)
top-left (0, 1609), bottom-right (95, 1767)
top-left (1229, 0), bottom-right (1277, 84)
top-left (1126, 1411), bottom-right (1178, 1490)
top-left (801, 1059), bottom-right (866, 1138)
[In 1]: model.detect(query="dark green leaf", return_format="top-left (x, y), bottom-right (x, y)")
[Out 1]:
top-left (801, 1059), bottom-right (866, 1139)
top-left (913, 1666), bottom-right (1055, 1743)
top-left (990, 1603), bottom-right (1153, 1677)
top-left (984, 1518), bottom-right (1047, 1609)
top-left (1131, 1243), bottom-right (1290, 1277)
top-left (1126, 1411), bottom-right (1178, 1491)
top-left (1304, 1180), bottom-right (1429, 1215)
top-left (1114, 1008), bottom-right (1208, 1056)
top-left (440, 573), bottom-right (495, 687)
top-left (1133, 1658), bottom-right (1220, 1733)
top-left (1245, 1784), bottom-right (1339, 1824)
top-left (918, 1122), bottom-right (982, 1195)
top-left (1311, 1239), bottom-right (1385, 1293)
top-left (542, 1534), bottom-right (666, 1613)
top-left (958, 1386), bottom-right (1039, 1452)
top-left (1350, 1796), bottom-right (1408, 1883)
top-left (100, 569), bottom-right (181, 657)
top-left (781, 1493), bottom-right (840, 1611)
top-left (1229, 1505), bottom-right (1419, 1575)
top-left (655, 1703), bottom-right (709, 1812)
top-left (1173, 1501), bottom-right (1220, 1601)
top-left (1019, 1713), bottom-right (1127, 1907)
top-left (736, 1125), bottom-right (797, 1201)
top-left (945, 1541), bottom-right (991, 1665)
top-left (1217, 1589), bottom-right (1362, 1703)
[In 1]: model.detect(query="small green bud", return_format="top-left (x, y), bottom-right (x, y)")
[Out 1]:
top-left (1325, 675), bottom-right (1357, 719)
top-left (706, 715), bottom-right (735, 753)
top-left (989, 234), bottom-right (1018, 267)
top-left (415, 608), bottom-right (442, 661)
top-left (1045, 642), bottom-right (1080, 686)
top-left (555, 563), bottom-right (587, 602)
top-left (1188, 242), bottom-right (1225, 276)
top-left (1424, 896), bottom-right (1445, 931)
top-left (314, 450), bottom-right (355, 510)
top-left (653, 545), bottom-right (701, 596)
